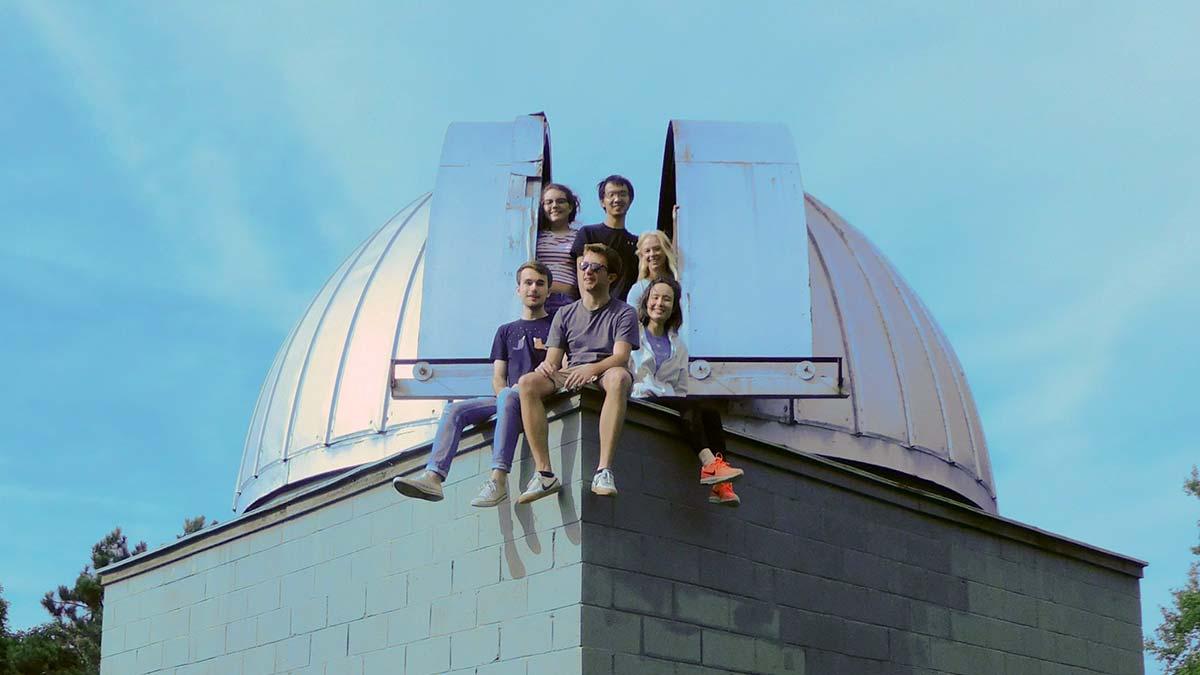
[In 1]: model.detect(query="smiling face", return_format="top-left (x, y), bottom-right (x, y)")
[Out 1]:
top-left (600, 181), bottom-right (631, 218)
top-left (541, 187), bottom-right (572, 226)
top-left (516, 267), bottom-right (548, 310)
top-left (639, 234), bottom-right (666, 276)
top-left (577, 250), bottom-right (615, 295)
top-left (645, 281), bottom-right (676, 325)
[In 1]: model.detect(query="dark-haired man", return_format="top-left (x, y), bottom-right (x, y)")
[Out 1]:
top-left (517, 243), bottom-right (638, 502)
top-left (569, 175), bottom-right (640, 302)
top-left (393, 262), bottom-right (554, 508)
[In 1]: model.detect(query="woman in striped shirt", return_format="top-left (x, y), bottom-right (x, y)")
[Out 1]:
top-left (537, 183), bottom-right (581, 315)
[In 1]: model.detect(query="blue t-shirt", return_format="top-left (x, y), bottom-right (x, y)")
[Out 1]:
top-left (490, 316), bottom-right (554, 387)
top-left (646, 330), bottom-right (672, 370)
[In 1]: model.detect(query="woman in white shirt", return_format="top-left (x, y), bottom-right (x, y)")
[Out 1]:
top-left (629, 276), bottom-right (744, 506)
top-left (536, 183), bottom-right (581, 315)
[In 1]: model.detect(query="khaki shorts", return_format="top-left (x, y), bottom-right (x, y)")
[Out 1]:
top-left (543, 364), bottom-right (628, 391)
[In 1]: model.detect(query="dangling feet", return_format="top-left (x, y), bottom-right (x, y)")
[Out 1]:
top-left (393, 470), bottom-right (445, 501)
top-left (700, 453), bottom-right (743, 485)
top-left (517, 472), bottom-right (561, 504)
top-left (470, 478), bottom-right (508, 507)
top-left (591, 468), bottom-right (618, 496)
top-left (708, 482), bottom-right (740, 507)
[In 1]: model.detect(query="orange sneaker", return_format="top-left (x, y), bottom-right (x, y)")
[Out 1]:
top-left (700, 454), bottom-right (744, 485)
top-left (709, 482), bottom-right (740, 507)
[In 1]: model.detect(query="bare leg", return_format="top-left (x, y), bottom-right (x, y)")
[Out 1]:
top-left (518, 372), bottom-right (557, 473)
top-left (597, 367), bottom-right (632, 470)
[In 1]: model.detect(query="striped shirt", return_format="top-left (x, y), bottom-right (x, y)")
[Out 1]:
top-left (537, 227), bottom-right (578, 288)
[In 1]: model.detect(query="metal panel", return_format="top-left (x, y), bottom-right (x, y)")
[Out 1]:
top-left (417, 114), bottom-right (547, 361)
top-left (668, 120), bottom-right (812, 359)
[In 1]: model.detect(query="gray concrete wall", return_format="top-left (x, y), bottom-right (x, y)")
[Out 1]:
top-left (99, 406), bottom-right (589, 675)
top-left (100, 394), bottom-right (1144, 675)
top-left (579, 401), bottom-right (1145, 675)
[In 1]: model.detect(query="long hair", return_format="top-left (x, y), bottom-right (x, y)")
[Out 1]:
top-left (637, 276), bottom-right (684, 334)
top-left (636, 230), bottom-right (680, 282)
top-left (538, 183), bottom-right (581, 230)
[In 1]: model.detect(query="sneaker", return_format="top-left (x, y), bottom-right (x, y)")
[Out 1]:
top-left (517, 473), bottom-right (561, 504)
top-left (709, 482), bottom-right (740, 507)
top-left (470, 479), bottom-right (508, 508)
top-left (392, 470), bottom-right (444, 501)
top-left (700, 454), bottom-right (744, 485)
top-left (591, 469), bottom-right (618, 497)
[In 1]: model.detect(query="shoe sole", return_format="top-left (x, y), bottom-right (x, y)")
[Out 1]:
top-left (517, 484), bottom-right (561, 504)
top-left (709, 496), bottom-right (741, 507)
top-left (591, 485), bottom-right (618, 497)
top-left (470, 494), bottom-right (509, 508)
top-left (700, 468), bottom-right (744, 485)
top-left (392, 478), bottom-right (444, 502)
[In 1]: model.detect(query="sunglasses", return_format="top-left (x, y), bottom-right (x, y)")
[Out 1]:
top-left (578, 261), bottom-right (608, 273)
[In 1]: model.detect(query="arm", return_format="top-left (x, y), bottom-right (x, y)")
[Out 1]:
top-left (491, 360), bottom-right (508, 396)
top-left (563, 341), bottom-right (634, 389)
top-left (535, 347), bottom-right (566, 378)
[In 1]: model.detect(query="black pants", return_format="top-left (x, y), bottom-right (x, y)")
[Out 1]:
top-left (663, 400), bottom-right (726, 455)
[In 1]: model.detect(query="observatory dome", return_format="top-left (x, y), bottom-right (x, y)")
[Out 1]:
top-left (234, 193), bottom-right (995, 514)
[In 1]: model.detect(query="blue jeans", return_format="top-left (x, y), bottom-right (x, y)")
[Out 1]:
top-left (426, 386), bottom-right (523, 479)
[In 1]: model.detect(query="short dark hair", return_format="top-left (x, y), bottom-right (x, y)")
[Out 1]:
top-left (538, 182), bottom-right (581, 230)
top-left (637, 276), bottom-right (684, 333)
top-left (581, 243), bottom-right (622, 283)
top-left (597, 175), bottom-right (635, 203)
top-left (515, 260), bottom-right (552, 286)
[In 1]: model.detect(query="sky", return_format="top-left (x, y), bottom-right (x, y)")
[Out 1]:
top-left (1, 2), bottom-right (1197, 672)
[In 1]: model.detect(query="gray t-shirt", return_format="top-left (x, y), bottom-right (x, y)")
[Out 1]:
top-left (547, 298), bottom-right (640, 365)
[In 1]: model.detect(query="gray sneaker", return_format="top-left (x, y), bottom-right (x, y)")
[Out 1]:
top-left (591, 469), bottom-right (618, 497)
top-left (392, 470), bottom-right (444, 502)
top-left (517, 473), bottom-right (561, 504)
top-left (470, 479), bottom-right (508, 508)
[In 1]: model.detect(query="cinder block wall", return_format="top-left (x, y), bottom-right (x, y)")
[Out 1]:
top-left (100, 394), bottom-right (1145, 675)
top-left (579, 401), bottom-right (1146, 675)
top-left (99, 406), bottom-right (590, 675)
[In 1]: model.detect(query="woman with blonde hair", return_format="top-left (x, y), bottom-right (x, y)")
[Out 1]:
top-left (625, 209), bottom-right (681, 311)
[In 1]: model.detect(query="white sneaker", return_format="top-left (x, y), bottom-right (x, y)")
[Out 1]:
top-left (517, 473), bottom-right (561, 504)
top-left (591, 469), bottom-right (618, 497)
top-left (392, 470), bottom-right (444, 502)
top-left (470, 479), bottom-right (508, 508)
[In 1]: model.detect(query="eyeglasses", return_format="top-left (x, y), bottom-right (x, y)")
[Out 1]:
top-left (542, 198), bottom-right (570, 207)
top-left (578, 261), bottom-right (608, 273)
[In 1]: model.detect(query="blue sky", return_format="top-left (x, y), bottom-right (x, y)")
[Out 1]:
top-left (2, 2), bottom-right (1197, 671)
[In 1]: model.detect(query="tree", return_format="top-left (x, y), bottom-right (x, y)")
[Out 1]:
top-left (178, 515), bottom-right (217, 538)
top-left (1147, 466), bottom-right (1200, 674)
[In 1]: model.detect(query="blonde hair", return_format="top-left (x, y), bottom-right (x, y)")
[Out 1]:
top-left (636, 230), bottom-right (680, 282)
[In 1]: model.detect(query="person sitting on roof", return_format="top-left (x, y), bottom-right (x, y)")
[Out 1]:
top-left (392, 261), bottom-right (554, 508)
top-left (629, 276), bottom-right (744, 506)
top-left (516, 243), bottom-right (638, 502)
top-left (536, 183), bottom-right (582, 315)
top-left (625, 206), bottom-right (681, 312)
top-left (569, 175), bottom-right (640, 302)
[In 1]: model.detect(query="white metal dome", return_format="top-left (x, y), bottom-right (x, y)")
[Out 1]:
top-left (234, 192), bottom-right (995, 513)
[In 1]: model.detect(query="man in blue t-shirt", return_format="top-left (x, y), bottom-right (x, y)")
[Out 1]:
top-left (569, 175), bottom-right (640, 302)
top-left (393, 262), bottom-right (554, 507)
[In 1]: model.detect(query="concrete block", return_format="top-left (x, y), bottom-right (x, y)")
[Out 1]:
top-left (100, 625), bottom-right (124, 659)
top-left (451, 624), bottom-right (501, 669)
top-left (553, 526), bottom-right (584, 567)
top-left (613, 652), bottom-right (677, 674)
top-left (499, 611), bottom-right (553, 659)
top-left (641, 536), bottom-right (701, 585)
top-left (149, 607), bottom-right (189, 644)
top-left (432, 591), bottom-right (478, 635)
top-left (241, 644), bottom-right (274, 673)
top-left (528, 563), bottom-right (582, 614)
top-left (246, 578), bottom-right (281, 617)
top-left (581, 647), bottom-right (614, 674)
top-left (316, 499), bottom-right (355, 530)
top-left (580, 524), bottom-right (642, 571)
top-left (889, 629), bottom-right (931, 667)
top-left (275, 634), bottom-right (311, 671)
top-left (581, 605), bottom-right (640, 654)
top-left (582, 563), bottom-right (613, 608)
top-left (190, 624), bottom-right (225, 661)
top-left (844, 619), bottom-right (890, 661)
top-left (316, 517), bottom-right (371, 562)
top-left (366, 572), bottom-right (408, 616)
top-left (526, 647), bottom-right (581, 674)
top-left (731, 598), bottom-right (780, 639)
top-left (325, 654), bottom-right (364, 674)
top-left (100, 649), bottom-right (135, 675)
top-left (455, 545), bottom-right (502, 593)
top-left (283, 515), bottom-right (321, 542)
top-left (369, 501), bottom-right (414, 547)
top-left (408, 561), bottom-right (453, 605)
top-left (124, 618), bottom-right (150, 651)
top-left (478, 578), bottom-right (529, 624)
top-left (499, 527), bottom-right (555, 580)
top-left (406, 636), bottom-right (452, 675)
top-left (163, 635), bottom-right (189, 668)
top-left (673, 583), bottom-right (731, 631)
top-left (350, 543), bottom-right (391, 584)
top-left (278, 535), bottom-right (318, 575)
top-left (383, 605), bottom-right (429, 648)
top-left (753, 638), bottom-right (806, 674)
top-left (310, 623), bottom-right (349, 663)
top-left (389, 528), bottom-right (434, 574)
top-left (204, 563), bottom-right (236, 599)
top-left (553, 605), bottom-right (583, 651)
top-left (329, 583), bottom-right (367, 624)
top-left (361, 644), bottom-right (405, 673)
top-left (478, 656), bottom-right (530, 675)
top-left (225, 615), bottom-right (258, 653)
top-left (612, 569), bottom-right (672, 617)
top-left (281, 566), bottom-right (317, 603)
top-left (701, 628), bottom-right (757, 672)
top-left (435, 513), bottom-right (481, 560)
top-left (291, 596), bottom-right (328, 635)
top-left (349, 613), bottom-right (390, 655)
top-left (644, 616), bottom-right (701, 663)
top-left (778, 607), bottom-right (844, 653)
top-left (134, 641), bottom-right (162, 674)
top-left (257, 607), bottom-right (291, 645)
top-left (313, 556), bottom-right (354, 597)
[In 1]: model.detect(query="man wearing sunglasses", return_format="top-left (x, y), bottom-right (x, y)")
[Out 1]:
top-left (516, 243), bottom-right (638, 502)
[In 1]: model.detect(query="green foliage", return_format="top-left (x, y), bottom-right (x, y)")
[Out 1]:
top-left (1147, 466), bottom-right (1200, 674)
top-left (178, 515), bottom-right (217, 539)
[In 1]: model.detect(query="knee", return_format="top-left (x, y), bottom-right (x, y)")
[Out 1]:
top-left (601, 368), bottom-right (632, 393)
